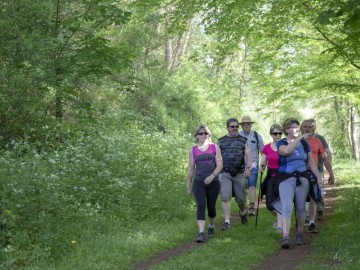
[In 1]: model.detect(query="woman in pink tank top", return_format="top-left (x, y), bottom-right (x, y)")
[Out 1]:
top-left (186, 125), bottom-right (223, 243)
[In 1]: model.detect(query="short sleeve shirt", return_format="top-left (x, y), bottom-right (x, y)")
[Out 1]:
top-left (261, 143), bottom-right (279, 169)
top-left (239, 130), bottom-right (264, 168)
top-left (306, 136), bottom-right (325, 165)
top-left (316, 134), bottom-right (329, 172)
top-left (277, 139), bottom-right (310, 174)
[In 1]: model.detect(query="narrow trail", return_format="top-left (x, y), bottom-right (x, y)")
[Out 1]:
top-left (252, 183), bottom-right (336, 270)
top-left (133, 183), bottom-right (337, 270)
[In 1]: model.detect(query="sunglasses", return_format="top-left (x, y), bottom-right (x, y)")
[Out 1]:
top-left (272, 132), bottom-right (283, 136)
top-left (229, 125), bottom-right (239, 129)
top-left (197, 132), bottom-right (209, 136)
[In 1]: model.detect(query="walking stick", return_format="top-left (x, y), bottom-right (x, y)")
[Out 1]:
top-left (255, 172), bottom-right (263, 229)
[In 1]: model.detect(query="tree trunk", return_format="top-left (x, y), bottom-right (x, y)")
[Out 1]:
top-left (55, 89), bottom-right (62, 119)
top-left (349, 105), bottom-right (359, 161)
top-left (165, 39), bottom-right (172, 70)
top-left (170, 19), bottom-right (193, 70)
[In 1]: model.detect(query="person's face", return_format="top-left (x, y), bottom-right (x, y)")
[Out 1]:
top-left (196, 129), bottom-right (210, 142)
top-left (309, 122), bottom-right (316, 134)
top-left (227, 121), bottom-right (239, 137)
top-left (287, 123), bottom-right (300, 138)
top-left (241, 122), bottom-right (252, 133)
top-left (270, 128), bottom-right (283, 142)
top-left (301, 122), bottom-right (313, 135)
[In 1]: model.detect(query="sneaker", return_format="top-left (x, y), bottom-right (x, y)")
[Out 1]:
top-left (308, 222), bottom-right (318, 233)
top-left (281, 237), bottom-right (290, 249)
top-left (317, 209), bottom-right (323, 220)
top-left (248, 207), bottom-right (255, 217)
top-left (240, 213), bottom-right (248, 224)
top-left (221, 222), bottom-right (230, 231)
top-left (207, 226), bottom-right (215, 237)
top-left (296, 233), bottom-right (304, 245)
top-left (275, 227), bottom-right (282, 233)
top-left (196, 232), bottom-right (205, 243)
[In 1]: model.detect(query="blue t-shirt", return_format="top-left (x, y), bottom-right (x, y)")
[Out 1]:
top-left (277, 139), bottom-right (310, 174)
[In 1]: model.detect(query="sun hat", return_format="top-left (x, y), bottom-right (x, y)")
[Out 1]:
top-left (240, 115), bottom-right (255, 124)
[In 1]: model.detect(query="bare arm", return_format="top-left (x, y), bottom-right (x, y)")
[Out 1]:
top-left (186, 150), bottom-right (195, 195)
top-left (259, 153), bottom-right (267, 172)
top-left (321, 152), bottom-right (335, 185)
top-left (244, 144), bottom-right (252, 177)
top-left (324, 148), bottom-right (333, 165)
top-left (307, 153), bottom-right (322, 187)
top-left (278, 134), bottom-right (310, 156)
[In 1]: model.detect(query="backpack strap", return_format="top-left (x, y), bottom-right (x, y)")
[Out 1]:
top-left (254, 131), bottom-right (259, 153)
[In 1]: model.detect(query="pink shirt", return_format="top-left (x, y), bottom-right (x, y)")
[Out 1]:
top-left (262, 143), bottom-right (279, 169)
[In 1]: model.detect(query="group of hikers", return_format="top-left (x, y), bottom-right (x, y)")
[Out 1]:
top-left (186, 116), bottom-right (335, 249)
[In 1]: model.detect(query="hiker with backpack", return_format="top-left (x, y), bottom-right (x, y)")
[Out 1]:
top-left (259, 124), bottom-right (283, 232)
top-left (186, 125), bottom-right (223, 243)
top-left (272, 118), bottom-right (321, 249)
top-left (239, 116), bottom-right (264, 216)
top-left (301, 119), bottom-right (335, 233)
top-left (218, 118), bottom-right (252, 230)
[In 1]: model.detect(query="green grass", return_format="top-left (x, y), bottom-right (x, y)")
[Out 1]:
top-left (296, 161), bottom-right (360, 270)
top-left (2, 132), bottom-right (360, 270)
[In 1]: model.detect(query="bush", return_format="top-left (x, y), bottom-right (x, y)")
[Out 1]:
top-left (0, 127), bottom-right (191, 267)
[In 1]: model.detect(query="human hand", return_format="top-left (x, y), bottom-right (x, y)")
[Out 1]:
top-left (204, 175), bottom-right (214, 185)
top-left (301, 133), bottom-right (311, 140)
top-left (328, 175), bottom-right (335, 185)
top-left (244, 168), bottom-right (251, 177)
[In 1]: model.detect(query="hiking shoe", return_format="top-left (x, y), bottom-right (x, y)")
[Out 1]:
top-left (281, 237), bottom-right (290, 249)
top-left (275, 227), bottom-right (282, 233)
top-left (317, 209), bottom-right (323, 220)
top-left (248, 207), bottom-right (255, 217)
top-left (221, 222), bottom-right (230, 231)
top-left (240, 213), bottom-right (248, 224)
top-left (296, 233), bottom-right (304, 245)
top-left (196, 232), bottom-right (205, 243)
top-left (207, 226), bottom-right (215, 237)
top-left (308, 223), bottom-right (318, 233)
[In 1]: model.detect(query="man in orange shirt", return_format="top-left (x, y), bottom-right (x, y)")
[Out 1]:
top-left (301, 120), bottom-right (335, 233)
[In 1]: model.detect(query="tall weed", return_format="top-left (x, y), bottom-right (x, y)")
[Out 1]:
top-left (0, 127), bottom-right (191, 268)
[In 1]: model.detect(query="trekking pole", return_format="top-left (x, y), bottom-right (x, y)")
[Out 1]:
top-left (255, 172), bottom-right (263, 229)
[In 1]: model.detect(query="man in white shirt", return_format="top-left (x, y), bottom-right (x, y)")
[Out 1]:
top-left (239, 116), bottom-right (264, 216)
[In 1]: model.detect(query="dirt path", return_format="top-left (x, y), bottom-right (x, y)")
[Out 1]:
top-left (252, 183), bottom-right (336, 270)
top-left (133, 183), bottom-right (336, 270)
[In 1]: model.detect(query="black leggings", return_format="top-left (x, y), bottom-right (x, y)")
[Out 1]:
top-left (192, 179), bottom-right (220, 220)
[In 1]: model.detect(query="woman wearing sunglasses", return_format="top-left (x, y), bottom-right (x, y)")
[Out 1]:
top-left (186, 125), bottom-right (223, 243)
top-left (259, 124), bottom-right (283, 232)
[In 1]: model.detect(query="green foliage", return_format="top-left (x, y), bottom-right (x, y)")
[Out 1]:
top-left (0, 125), bottom-right (191, 267)
top-left (0, 0), bottom-right (132, 143)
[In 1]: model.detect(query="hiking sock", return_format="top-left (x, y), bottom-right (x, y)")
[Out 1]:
top-left (208, 225), bottom-right (214, 228)
top-left (225, 220), bottom-right (230, 224)
top-left (283, 233), bottom-right (289, 238)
